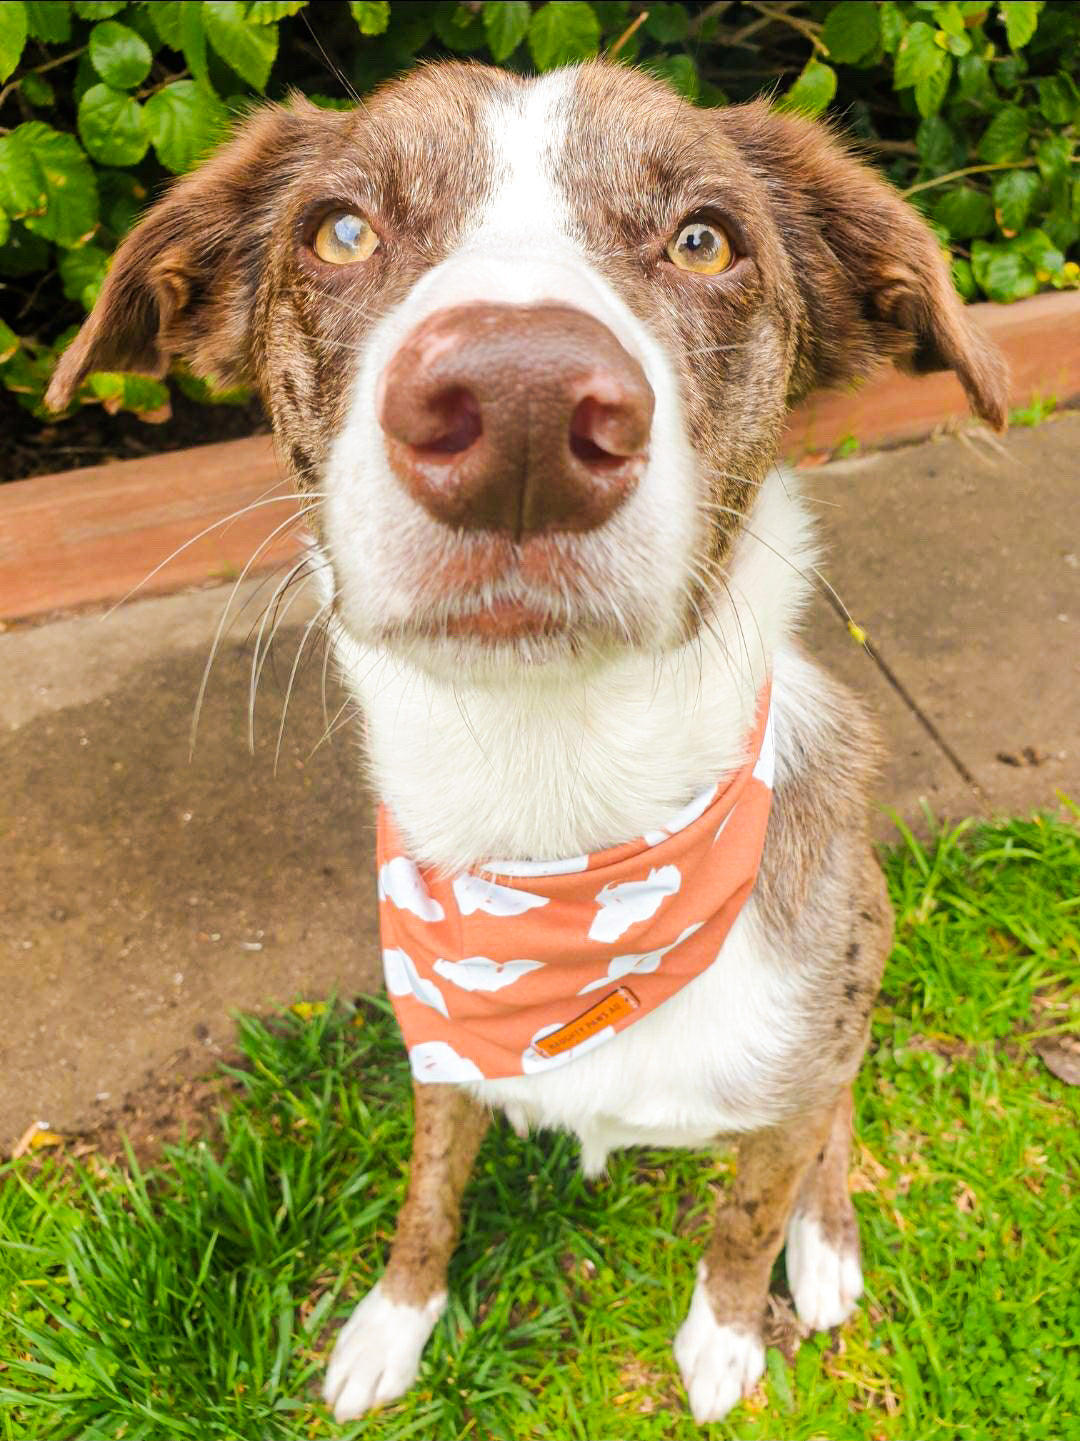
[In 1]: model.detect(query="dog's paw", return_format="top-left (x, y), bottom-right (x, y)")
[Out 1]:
top-left (785, 1211), bottom-right (863, 1332)
top-left (673, 1266), bottom-right (765, 1424)
top-left (323, 1281), bottom-right (445, 1421)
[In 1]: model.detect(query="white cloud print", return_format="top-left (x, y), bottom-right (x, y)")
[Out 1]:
top-left (409, 1040), bottom-right (484, 1083)
top-left (452, 873), bottom-right (549, 918)
top-left (587, 865), bottom-right (681, 943)
top-left (383, 947), bottom-right (449, 1018)
top-left (433, 956), bottom-right (544, 993)
top-left (378, 856), bottom-right (445, 922)
top-left (578, 922), bottom-right (704, 995)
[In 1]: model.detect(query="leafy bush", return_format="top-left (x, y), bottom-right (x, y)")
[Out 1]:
top-left (0, 0), bottom-right (1077, 425)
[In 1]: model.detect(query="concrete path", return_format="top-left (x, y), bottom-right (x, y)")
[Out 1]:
top-left (3, 414), bottom-right (1077, 1152)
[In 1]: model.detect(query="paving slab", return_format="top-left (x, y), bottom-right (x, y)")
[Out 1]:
top-left (2, 416), bottom-right (1077, 1152)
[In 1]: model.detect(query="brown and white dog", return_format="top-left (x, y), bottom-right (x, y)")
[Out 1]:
top-left (48, 61), bottom-right (1006, 1424)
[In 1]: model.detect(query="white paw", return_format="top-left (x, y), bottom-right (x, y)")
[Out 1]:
top-left (323, 1280), bottom-right (445, 1421)
top-left (785, 1211), bottom-right (863, 1332)
top-left (673, 1266), bottom-right (765, 1424)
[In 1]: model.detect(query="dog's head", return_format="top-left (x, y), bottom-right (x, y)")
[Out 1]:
top-left (49, 61), bottom-right (1006, 677)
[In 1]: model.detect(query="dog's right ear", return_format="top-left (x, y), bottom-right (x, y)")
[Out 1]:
top-left (46, 98), bottom-right (349, 411)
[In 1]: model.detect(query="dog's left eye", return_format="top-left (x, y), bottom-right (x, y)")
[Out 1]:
top-left (666, 220), bottom-right (733, 275)
top-left (312, 211), bottom-right (380, 265)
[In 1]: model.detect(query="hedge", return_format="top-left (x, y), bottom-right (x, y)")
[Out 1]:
top-left (0, 0), bottom-right (1077, 424)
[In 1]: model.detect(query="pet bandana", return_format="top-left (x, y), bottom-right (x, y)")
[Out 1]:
top-left (377, 689), bottom-right (774, 1083)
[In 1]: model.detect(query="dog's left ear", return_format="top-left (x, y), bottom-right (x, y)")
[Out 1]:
top-left (723, 101), bottom-right (1008, 429)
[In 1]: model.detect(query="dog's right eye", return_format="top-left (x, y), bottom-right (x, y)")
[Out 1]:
top-left (312, 211), bottom-right (380, 266)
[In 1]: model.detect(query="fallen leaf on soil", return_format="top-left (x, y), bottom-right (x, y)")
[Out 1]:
top-left (11, 1122), bottom-right (63, 1159)
top-left (1034, 1034), bottom-right (1080, 1086)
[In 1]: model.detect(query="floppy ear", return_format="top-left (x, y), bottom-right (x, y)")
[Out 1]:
top-left (46, 98), bottom-right (347, 411)
top-left (722, 101), bottom-right (1008, 430)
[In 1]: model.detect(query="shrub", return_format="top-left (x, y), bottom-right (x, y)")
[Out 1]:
top-left (0, 0), bottom-right (1077, 425)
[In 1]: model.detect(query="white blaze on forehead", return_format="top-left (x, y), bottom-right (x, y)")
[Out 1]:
top-left (470, 70), bottom-right (575, 253)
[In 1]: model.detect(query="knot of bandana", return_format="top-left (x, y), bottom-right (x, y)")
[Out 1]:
top-left (377, 689), bottom-right (775, 1083)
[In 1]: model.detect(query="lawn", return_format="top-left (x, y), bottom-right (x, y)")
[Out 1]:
top-left (1, 813), bottom-right (1077, 1441)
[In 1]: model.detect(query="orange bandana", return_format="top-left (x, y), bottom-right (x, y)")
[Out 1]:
top-left (377, 690), bottom-right (774, 1083)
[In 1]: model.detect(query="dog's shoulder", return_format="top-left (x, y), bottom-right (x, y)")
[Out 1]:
top-left (757, 642), bottom-right (889, 949)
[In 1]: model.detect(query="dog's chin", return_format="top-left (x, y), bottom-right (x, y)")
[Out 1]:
top-left (366, 604), bottom-right (641, 685)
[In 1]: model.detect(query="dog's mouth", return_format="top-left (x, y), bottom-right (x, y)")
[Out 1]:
top-left (439, 599), bottom-right (567, 641)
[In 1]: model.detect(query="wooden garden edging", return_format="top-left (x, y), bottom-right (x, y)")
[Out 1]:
top-left (3, 292), bottom-right (1079, 625)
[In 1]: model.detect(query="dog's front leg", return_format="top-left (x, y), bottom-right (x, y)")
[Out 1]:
top-left (324, 1083), bottom-right (489, 1421)
top-left (674, 1099), bottom-right (838, 1423)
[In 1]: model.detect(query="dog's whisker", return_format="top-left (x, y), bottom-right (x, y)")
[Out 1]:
top-left (248, 554), bottom-right (313, 753)
top-left (274, 599), bottom-right (333, 776)
top-left (103, 493), bottom-right (321, 619)
top-left (190, 508), bottom-right (318, 757)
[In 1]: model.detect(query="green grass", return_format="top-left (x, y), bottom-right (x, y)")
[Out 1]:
top-left (2, 813), bottom-right (1078, 1440)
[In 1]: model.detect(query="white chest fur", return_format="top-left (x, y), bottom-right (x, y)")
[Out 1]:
top-left (332, 472), bottom-right (820, 1169)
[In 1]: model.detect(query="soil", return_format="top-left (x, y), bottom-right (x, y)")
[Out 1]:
top-left (1, 386), bottom-right (269, 483)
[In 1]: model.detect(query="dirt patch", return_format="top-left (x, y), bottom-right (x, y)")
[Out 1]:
top-left (1, 387), bottom-right (269, 483)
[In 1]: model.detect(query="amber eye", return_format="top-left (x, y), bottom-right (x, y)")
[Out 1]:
top-left (666, 220), bottom-right (733, 275)
top-left (312, 211), bottom-right (380, 265)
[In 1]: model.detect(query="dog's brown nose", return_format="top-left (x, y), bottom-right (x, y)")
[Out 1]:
top-left (377, 303), bottom-right (654, 536)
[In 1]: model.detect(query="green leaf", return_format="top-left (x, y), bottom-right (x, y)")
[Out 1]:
top-left (145, 79), bottom-right (229, 173)
top-left (86, 369), bottom-right (172, 417)
top-left (992, 168), bottom-right (1039, 232)
top-left (432, 2), bottom-right (486, 52)
top-left (916, 53), bottom-right (953, 115)
top-left (203, 0), bottom-right (277, 89)
top-left (943, 27), bottom-right (971, 55)
top-left (0, 219), bottom-right (51, 273)
top-left (247, 1), bottom-right (307, 20)
top-left (643, 1), bottom-right (688, 44)
top-left (26, 1), bottom-right (72, 43)
top-left (951, 255), bottom-right (978, 299)
top-left (89, 19), bottom-right (153, 88)
top-left (971, 238), bottom-right (1037, 300)
top-left (78, 83), bottom-right (149, 166)
top-left (58, 242), bottom-right (109, 308)
top-left (917, 114), bottom-right (959, 169)
top-left (0, 122), bottom-right (99, 248)
top-left (0, 210), bottom-right (9, 249)
top-left (644, 53), bottom-right (699, 101)
top-left (528, 0), bottom-right (600, 70)
top-left (150, 2), bottom-right (210, 84)
top-left (483, 0), bottom-right (530, 61)
top-left (779, 58), bottom-right (837, 118)
top-left (822, 2), bottom-right (880, 63)
top-left (998, 0), bottom-right (1040, 50)
top-left (349, 0), bottom-right (389, 35)
top-left (1011, 226), bottom-right (1063, 276)
top-left (20, 71), bottom-right (55, 106)
top-left (0, 1), bottom-right (28, 83)
top-left (73, 1), bottom-right (127, 16)
top-left (879, 1), bottom-right (906, 54)
top-left (977, 104), bottom-right (1028, 162)
top-left (932, 2), bottom-right (965, 36)
top-left (148, 0), bottom-right (183, 47)
top-left (931, 185), bottom-right (995, 239)
top-left (0, 317), bottom-right (19, 365)
top-left (1036, 75), bottom-right (1077, 126)
top-left (97, 165), bottom-right (146, 235)
top-left (173, 365), bottom-right (250, 405)
top-left (955, 52), bottom-right (990, 100)
top-left (1035, 134), bottom-right (1071, 185)
top-left (895, 21), bottom-right (944, 88)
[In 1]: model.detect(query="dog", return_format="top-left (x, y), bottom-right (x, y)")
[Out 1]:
top-left (48, 59), bottom-right (1007, 1424)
